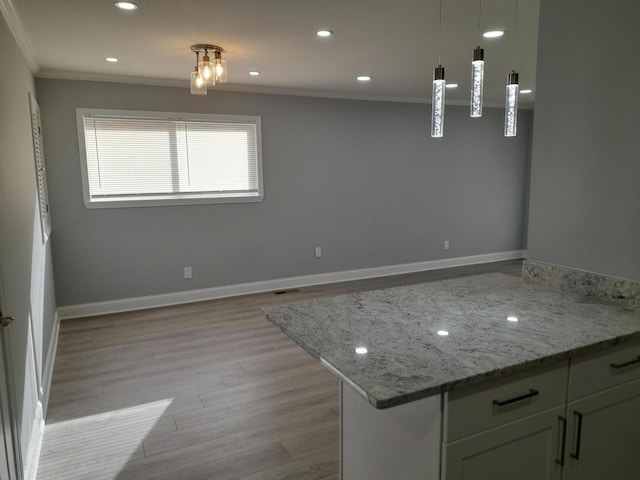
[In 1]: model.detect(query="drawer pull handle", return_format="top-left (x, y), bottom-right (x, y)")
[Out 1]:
top-left (555, 416), bottom-right (567, 465)
top-left (610, 355), bottom-right (640, 369)
top-left (492, 388), bottom-right (539, 407)
top-left (570, 411), bottom-right (584, 460)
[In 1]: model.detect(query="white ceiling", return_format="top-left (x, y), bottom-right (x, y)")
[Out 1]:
top-left (12, 0), bottom-right (540, 106)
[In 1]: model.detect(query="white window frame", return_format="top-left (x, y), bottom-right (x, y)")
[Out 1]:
top-left (76, 108), bottom-right (264, 208)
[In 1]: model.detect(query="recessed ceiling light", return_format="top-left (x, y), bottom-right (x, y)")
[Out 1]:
top-left (356, 75), bottom-right (372, 82)
top-left (249, 71), bottom-right (260, 76)
top-left (483, 30), bottom-right (504, 38)
top-left (105, 57), bottom-right (119, 63)
top-left (507, 316), bottom-right (519, 322)
top-left (445, 83), bottom-right (459, 89)
top-left (437, 330), bottom-right (449, 336)
top-left (355, 347), bottom-right (368, 354)
top-left (114, 1), bottom-right (138, 10)
top-left (520, 89), bottom-right (532, 94)
top-left (316, 30), bottom-right (333, 37)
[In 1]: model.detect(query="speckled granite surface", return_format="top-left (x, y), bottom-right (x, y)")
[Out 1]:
top-left (262, 273), bottom-right (640, 409)
top-left (523, 260), bottom-right (640, 308)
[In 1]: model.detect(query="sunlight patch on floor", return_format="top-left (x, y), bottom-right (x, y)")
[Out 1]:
top-left (37, 399), bottom-right (173, 480)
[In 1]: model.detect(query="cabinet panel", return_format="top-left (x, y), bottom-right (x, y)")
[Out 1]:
top-left (563, 379), bottom-right (640, 480)
top-left (443, 406), bottom-right (564, 480)
top-left (444, 362), bottom-right (568, 442)
top-left (569, 340), bottom-right (640, 401)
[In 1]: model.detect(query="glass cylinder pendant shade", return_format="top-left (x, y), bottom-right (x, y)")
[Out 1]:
top-left (214, 51), bottom-right (228, 83)
top-left (198, 52), bottom-right (215, 86)
top-left (431, 65), bottom-right (445, 138)
top-left (504, 71), bottom-right (519, 137)
top-left (190, 70), bottom-right (207, 95)
top-left (470, 46), bottom-right (484, 118)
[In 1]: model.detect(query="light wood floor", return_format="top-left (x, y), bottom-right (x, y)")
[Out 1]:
top-left (37, 260), bottom-right (522, 480)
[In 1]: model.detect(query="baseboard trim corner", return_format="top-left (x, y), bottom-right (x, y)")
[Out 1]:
top-left (57, 250), bottom-right (524, 320)
top-left (41, 312), bottom-right (60, 419)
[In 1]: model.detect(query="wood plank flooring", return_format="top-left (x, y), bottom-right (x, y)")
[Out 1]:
top-left (37, 260), bottom-right (522, 480)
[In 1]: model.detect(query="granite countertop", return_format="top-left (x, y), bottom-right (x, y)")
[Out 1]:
top-left (262, 273), bottom-right (640, 409)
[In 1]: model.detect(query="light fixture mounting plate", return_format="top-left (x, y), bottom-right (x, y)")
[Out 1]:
top-left (191, 44), bottom-right (224, 53)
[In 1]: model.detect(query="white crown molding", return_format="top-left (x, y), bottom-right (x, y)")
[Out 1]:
top-left (57, 250), bottom-right (525, 320)
top-left (36, 68), bottom-right (534, 109)
top-left (0, 0), bottom-right (39, 73)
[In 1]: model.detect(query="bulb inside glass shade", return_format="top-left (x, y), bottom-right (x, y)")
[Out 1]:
top-left (191, 71), bottom-right (207, 95)
top-left (431, 79), bottom-right (445, 138)
top-left (214, 59), bottom-right (228, 83)
top-left (471, 60), bottom-right (484, 118)
top-left (504, 83), bottom-right (519, 137)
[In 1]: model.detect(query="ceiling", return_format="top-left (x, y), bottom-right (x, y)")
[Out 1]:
top-left (12, 0), bottom-right (540, 107)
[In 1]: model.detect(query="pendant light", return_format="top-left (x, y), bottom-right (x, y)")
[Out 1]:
top-left (198, 48), bottom-right (215, 86)
top-left (470, 0), bottom-right (484, 118)
top-left (504, 0), bottom-right (519, 136)
top-left (431, 0), bottom-right (445, 138)
top-left (504, 71), bottom-right (519, 136)
top-left (214, 49), bottom-right (228, 83)
top-left (190, 50), bottom-right (207, 95)
top-left (190, 44), bottom-right (227, 94)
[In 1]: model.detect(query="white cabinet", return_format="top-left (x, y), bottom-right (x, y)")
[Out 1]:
top-left (441, 341), bottom-right (640, 480)
top-left (561, 341), bottom-right (640, 480)
top-left (442, 363), bottom-right (568, 480)
top-left (340, 341), bottom-right (640, 480)
top-left (442, 406), bottom-right (565, 480)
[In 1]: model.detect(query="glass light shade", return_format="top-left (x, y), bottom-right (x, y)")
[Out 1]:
top-left (431, 65), bottom-right (445, 138)
top-left (504, 72), bottom-right (519, 137)
top-left (190, 71), bottom-right (207, 95)
top-left (199, 59), bottom-right (215, 86)
top-left (470, 47), bottom-right (484, 118)
top-left (214, 58), bottom-right (228, 83)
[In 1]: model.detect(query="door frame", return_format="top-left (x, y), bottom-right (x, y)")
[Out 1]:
top-left (0, 255), bottom-right (24, 479)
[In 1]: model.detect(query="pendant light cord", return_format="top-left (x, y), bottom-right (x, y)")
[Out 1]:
top-left (512, 0), bottom-right (518, 70)
top-left (438, 0), bottom-right (443, 65)
top-left (478, 0), bottom-right (482, 40)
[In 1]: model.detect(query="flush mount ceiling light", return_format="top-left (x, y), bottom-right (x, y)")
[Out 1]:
top-left (316, 30), bottom-right (333, 37)
top-left (445, 83), bottom-right (458, 89)
top-left (114, 1), bottom-right (138, 10)
top-left (249, 71), bottom-right (260, 76)
top-left (356, 75), bottom-right (372, 82)
top-left (483, 30), bottom-right (504, 38)
top-left (520, 89), bottom-right (532, 94)
top-left (189, 44), bottom-right (228, 95)
top-left (105, 57), bottom-right (118, 63)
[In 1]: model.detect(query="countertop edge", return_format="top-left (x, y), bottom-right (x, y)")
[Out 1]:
top-left (264, 308), bottom-right (640, 409)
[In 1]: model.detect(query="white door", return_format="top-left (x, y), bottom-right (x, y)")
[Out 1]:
top-left (1, 265), bottom-right (21, 480)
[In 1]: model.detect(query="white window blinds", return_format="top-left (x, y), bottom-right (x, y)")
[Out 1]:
top-left (77, 109), bottom-right (263, 208)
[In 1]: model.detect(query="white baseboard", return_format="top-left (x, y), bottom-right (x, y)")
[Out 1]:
top-left (23, 401), bottom-right (44, 480)
top-left (41, 312), bottom-right (60, 419)
top-left (57, 250), bottom-right (524, 320)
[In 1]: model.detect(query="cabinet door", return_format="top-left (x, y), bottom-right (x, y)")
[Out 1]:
top-left (563, 379), bottom-right (640, 480)
top-left (443, 406), bottom-right (565, 480)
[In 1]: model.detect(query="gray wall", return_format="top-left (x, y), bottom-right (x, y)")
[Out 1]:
top-left (36, 79), bottom-right (532, 306)
top-left (0, 14), bottom-right (57, 466)
top-left (527, 0), bottom-right (640, 280)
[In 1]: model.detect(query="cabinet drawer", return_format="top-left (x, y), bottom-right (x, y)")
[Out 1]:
top-left (568, 340), bottom-right (640, 401)
top-left (443, 362), bottom-right (568, 443)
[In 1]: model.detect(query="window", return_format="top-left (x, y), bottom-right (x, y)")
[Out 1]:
top-left (76, 109), bottom-right (263, 208)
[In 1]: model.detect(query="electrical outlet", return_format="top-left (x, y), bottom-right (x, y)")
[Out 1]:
top-left (444, 240), bottom-right (450, 250)
top-left (314, 246), bottom-right (322, 258)
top-left (183, 266), bottom-right (192, 279)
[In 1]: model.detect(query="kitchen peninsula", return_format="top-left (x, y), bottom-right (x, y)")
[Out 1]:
top-left (263, 272), bottom-right (640, 480)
